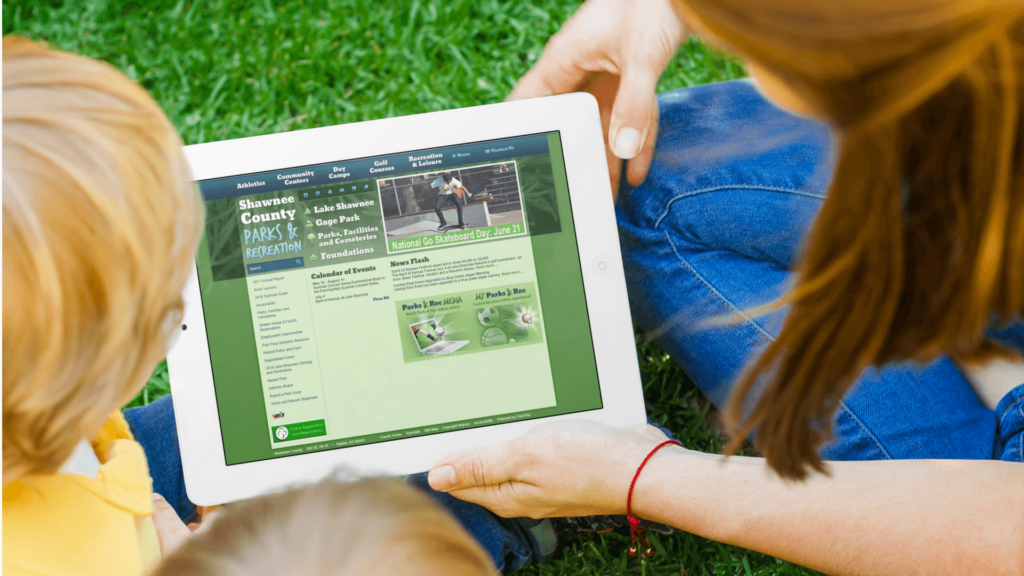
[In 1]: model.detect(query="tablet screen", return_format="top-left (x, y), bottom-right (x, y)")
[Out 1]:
top-left (195, 132), bottom-right (603, 465)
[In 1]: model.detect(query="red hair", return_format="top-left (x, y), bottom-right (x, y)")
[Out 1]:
top-left (673, 0), bottom-right (1024, 479)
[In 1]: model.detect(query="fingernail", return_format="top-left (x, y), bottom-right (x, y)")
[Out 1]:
top-left (428, 465), bottom-right (458, 491)
top-left (613, 127), bottom-right (642, 159)
top-left (151, 493), bottom-right (163, 501)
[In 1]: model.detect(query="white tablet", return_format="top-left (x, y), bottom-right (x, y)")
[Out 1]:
top-left (169, 93), bottom-right (645, 505)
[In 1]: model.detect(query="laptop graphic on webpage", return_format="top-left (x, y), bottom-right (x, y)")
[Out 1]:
top-left (408, 319), bottom-right (469, 355)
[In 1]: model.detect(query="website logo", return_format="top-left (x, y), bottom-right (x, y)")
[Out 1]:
top-left (272, 412), bottom-right (285, 419)
top-left (275, 426), bottom-right (289, 440)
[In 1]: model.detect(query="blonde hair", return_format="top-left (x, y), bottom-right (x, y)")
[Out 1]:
top-left (671, 0), bottom-right (1024, 479)
top-left (153, 477), bottom-right (496, 576)
top-left (2, 36), bottom-right (203, 484)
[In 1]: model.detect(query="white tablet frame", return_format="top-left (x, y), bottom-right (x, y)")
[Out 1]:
top-left (169, 93), bottom-right (646, 505)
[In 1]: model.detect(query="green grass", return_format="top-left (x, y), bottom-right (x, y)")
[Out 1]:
top-left (4, 1), bottom-right (814, 573)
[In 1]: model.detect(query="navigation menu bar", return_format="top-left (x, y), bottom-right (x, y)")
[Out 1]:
top-left (199, 133), bottom-right (551, 201)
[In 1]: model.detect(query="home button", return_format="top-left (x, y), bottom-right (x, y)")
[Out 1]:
top-left (592, 256), bottom-right (613, 277)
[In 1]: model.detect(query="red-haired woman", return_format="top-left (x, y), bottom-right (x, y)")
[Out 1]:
top-left (421, 0), bottom-right (1024, 574)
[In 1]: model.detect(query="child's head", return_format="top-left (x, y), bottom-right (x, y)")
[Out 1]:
top-left (442, 172), bottom-right (453, 182)
top-left (153, 477), bottom-right (495, 576)
top-left (2, 36), bottom-right (203, 484)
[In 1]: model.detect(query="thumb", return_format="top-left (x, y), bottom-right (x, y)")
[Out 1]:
top-left (608, 63), bottom-right (661, 161)
top-left (428, 445), bottom-right (514, 492)
top-left (151, 493), bottom-right (192, 556)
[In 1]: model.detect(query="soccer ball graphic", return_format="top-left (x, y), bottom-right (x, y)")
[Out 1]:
top-left (521, 312), bottom-right (534, 325)
top-left (477, 307), bottom-right (499, 326)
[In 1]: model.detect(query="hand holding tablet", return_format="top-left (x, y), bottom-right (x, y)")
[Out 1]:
top-left (168, 94), bottom-right (644, 504)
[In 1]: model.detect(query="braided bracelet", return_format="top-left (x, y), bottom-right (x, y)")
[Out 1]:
top-left (626, 439), bottom-right (682, 557)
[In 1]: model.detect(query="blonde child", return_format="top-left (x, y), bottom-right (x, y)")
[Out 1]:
top-left (3, 36), bottom-right (203, 575)
top-left (1, 37), bottom-right (505, 576)
top-left (153, 477), bottom-right (495, 576)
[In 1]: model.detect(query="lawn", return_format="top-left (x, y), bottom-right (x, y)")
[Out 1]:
top-left (4, 1), bottom-right (817, 574)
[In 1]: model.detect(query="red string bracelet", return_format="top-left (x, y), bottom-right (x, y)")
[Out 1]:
top-left (626, 439), bottom-right (682, 558)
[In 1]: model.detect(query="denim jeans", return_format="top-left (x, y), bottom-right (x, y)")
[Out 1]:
top-left (123, 395), bottom-right (197, 523)
top-left (617, 79), bottom-right (1024, 463)
top-left (124, 79), bottom-right (1024, 574)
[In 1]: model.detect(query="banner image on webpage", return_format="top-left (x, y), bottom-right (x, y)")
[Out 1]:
top-left (395, 281), bottom-right (545, 362)
top-left (377, 161), bottom-right (527, 254)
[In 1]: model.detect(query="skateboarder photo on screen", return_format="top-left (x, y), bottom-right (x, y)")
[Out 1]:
top-left (431, 172), bottom-right (471, 231)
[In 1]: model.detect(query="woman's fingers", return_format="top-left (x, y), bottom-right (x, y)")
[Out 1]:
top-left (608, 63), bottom-right (661, 160)
top-left (151, 493), bottom-right (192, 555)
top-left (507, 35), bottom-right (589, 101)
top-left (428, 443), bottom-right (517, 492)
top-left (609, 66), bottom-right (661, 188)
top-left (507, 0), bottom-right (686, 191)
top-left (442, 483), bottom-right (539, 519)
top-left (428, 458), bottom-right (527, 517)
top-left (580, 72), bottom-right (625, 196)
top-left (613, 7), bottom-right (685, 179)
top-left (507, 57), bottom-right (587, 102)
top-left (427, 463), bottom-right (459, 491)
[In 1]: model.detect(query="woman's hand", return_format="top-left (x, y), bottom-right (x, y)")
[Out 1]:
top-left (427, 420), bottom-right (672, 518)
top-left (509, 0), bottom-right (687, 194)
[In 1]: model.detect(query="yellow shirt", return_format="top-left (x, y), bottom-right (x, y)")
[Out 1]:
top-left (3, 413), bottom-right (161, 576)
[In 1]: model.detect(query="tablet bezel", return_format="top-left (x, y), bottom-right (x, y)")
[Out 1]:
top-left (169, 93), bottom-right (646, 505)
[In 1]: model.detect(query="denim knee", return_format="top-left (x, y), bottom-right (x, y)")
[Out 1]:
top-left (617, 81), bottom-right (834, 340)
top-left (996, 384), bottom-right (1024, 462)
top-left (618, 79), bottom-right (834, 234)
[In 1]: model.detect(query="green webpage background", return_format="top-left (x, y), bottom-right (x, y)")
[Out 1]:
top-left (196, 133), bottom-right (603, 464)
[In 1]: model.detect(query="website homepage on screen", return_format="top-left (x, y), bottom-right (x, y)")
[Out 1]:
top-left (195, 132), bottom-right (603, 465)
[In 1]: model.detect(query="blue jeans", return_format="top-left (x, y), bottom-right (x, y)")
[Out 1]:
top-left (617, 79), bottom-right (1024, 463)
top-left (123, 396), bottom-right (197, 523)
top-left (124, 80), bottom-right (1024, 573)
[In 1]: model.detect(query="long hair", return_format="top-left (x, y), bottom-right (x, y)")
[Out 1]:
top-left (2, 36), bottom-right (203, 484)
top-left (672, 0), bottom-right (1024, 479)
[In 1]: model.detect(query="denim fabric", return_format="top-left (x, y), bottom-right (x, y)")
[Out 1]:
top-left (995, 385), bottom-right (1024, 463)
top-left (989, 322), bottom-right (1024, 354)
top-left (618, 79), bottom-right (1024, 462)
top-left (123, 395), bottom-right (197, 523)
